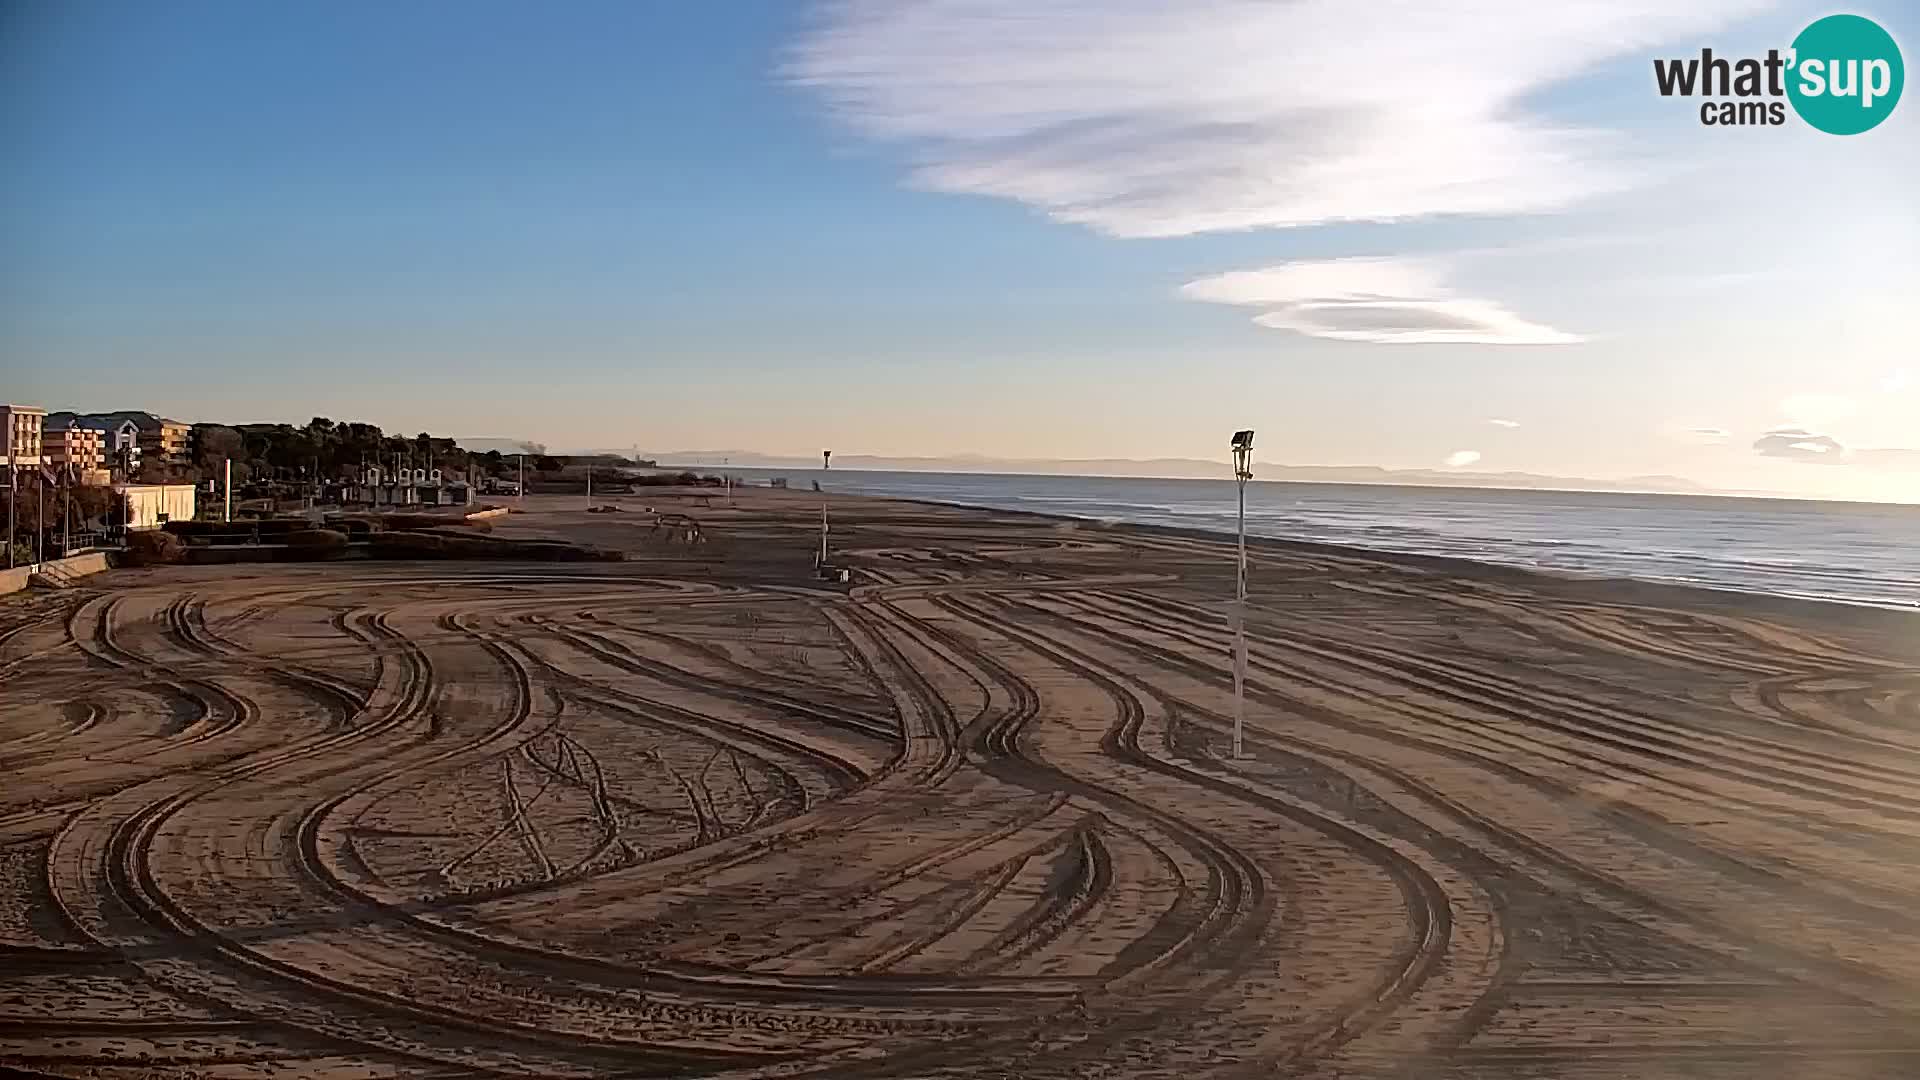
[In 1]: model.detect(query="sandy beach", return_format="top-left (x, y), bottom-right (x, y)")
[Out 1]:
top-left (4, 485), bottom-right (1920, 1079)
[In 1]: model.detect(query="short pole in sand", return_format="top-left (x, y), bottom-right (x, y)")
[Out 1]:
top-left (1230, 429), bottom-right (1255, 759)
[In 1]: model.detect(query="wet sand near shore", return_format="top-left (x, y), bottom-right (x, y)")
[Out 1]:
top-left (4, 486), bottom-right (1920, 1079)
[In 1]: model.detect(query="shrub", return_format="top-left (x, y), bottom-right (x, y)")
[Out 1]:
top-left (166, 519), bottom-right (314, 538)
top-left (281, 529), bottom-right (352, 561)
top-left (345, 512), bottom-right (486, 532)
top-left (284, 529), bottom-right (350, 548)
top-left (368, 531), bottom-right (622, 563)
top-left (626, 471), bottom-right (725, 488)
top-left (123, 530), bottom-right (186, 566)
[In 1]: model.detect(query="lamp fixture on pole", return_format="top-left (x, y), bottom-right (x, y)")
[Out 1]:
top-left (1230, 429), bottom-right (1255, 759)
top-left (818, 450), bottom-right (831, 568)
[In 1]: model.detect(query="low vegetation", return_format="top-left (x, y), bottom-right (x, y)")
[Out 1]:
top-left (368, 530), bottom-right (623, 562)
top-left (628, 471), bottom-right (728, 488)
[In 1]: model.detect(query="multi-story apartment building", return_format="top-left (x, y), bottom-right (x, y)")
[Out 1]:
top-left (102, 411), bottom-right (190, 465)
top-left (1, 404), bottom-right (46, 469)
top-left (44, 419), bottom-right (107, 477)
top-left (46, 413), bottom-right (143, 476)
top-left (46, 412), bottom-right (142, 475)
top-left (101, 417), bottom-right (142, 472)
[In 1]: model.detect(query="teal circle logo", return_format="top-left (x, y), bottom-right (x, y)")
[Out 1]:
top-left (1787, 14), bottom-right (1904, 134)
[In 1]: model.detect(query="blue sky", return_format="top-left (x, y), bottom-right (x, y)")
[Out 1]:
top-left (3, 1), bottom-right (1915, 499)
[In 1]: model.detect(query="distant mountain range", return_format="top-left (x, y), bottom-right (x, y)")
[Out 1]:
top-left (449, 440), bottom-right (1719, 496)
top-left (536, 449), bottom-right (1713, 496)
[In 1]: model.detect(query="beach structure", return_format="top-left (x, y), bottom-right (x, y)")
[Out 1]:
top-left (346, 466), bottom-right (472, 507)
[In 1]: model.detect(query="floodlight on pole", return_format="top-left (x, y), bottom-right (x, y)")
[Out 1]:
top-left (818, 450), bottom-right (831, 567)
top-left (1230, 429), bottom-right (1255, 760)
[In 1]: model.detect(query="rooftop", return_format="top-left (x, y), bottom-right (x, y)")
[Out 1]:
top-left (46, 411), bottom-right (140, 430)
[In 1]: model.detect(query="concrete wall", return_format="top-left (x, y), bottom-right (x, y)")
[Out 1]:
top-left (1, 550), bottom-right (112, 597)
top-left (43, 551), bottom-right (109, 577)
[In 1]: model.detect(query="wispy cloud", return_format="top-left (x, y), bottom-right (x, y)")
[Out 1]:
top-left (1181, 257), bottom-right (1580, 345)
top-left (788, 0), bottom-right (1765, 238)
top-left (1754, 429), bottom-right (1846, 464)
top-left (1662, 424), bottom-right (1730, 445)
top-left (1488, 418), bottom-right (1521, 428)
top-left (1444, 450), bottom-right (1483, 468)
top-left (1753, 428), bottom-right (1920, 468)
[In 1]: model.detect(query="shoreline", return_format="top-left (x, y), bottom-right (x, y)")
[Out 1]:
top-left (663, 461), bottom-right (1920, 512)
top-left (855, 490), bottom-right (1920, 632)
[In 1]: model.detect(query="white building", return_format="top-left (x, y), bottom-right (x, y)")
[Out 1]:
top-left (113, 483), bottom-right (197, 530)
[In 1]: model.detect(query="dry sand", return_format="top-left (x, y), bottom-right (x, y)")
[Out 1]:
top-left (3, 486), bottom-right (1920, 1079)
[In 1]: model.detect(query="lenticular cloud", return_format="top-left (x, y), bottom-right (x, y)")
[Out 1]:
top-left (1181, 257), bottom-right (1581, 345)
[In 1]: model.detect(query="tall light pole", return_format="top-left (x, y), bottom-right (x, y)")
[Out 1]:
top-left (724, 456), bottom-right (732, 506)
top-left (1230, 429), bottom-right (1255, 759)
top-left (5, 422), bottom-right (14, 568)
top-left (518, 453), bottom-right (525, 506)
top-left (817, 450), bottom-right (831, 568)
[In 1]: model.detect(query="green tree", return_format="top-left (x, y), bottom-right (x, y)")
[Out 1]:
top-left (136, 457), bottom-right (198, 484)
top-left (195, 425), bottom-right (246, 472)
